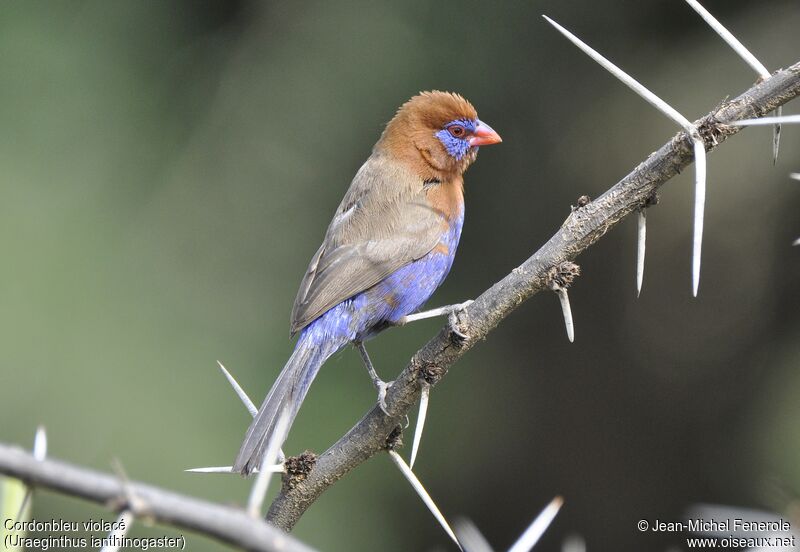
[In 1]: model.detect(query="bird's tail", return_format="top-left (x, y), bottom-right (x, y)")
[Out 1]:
top-left (233, 331), bottom-right (340, 475)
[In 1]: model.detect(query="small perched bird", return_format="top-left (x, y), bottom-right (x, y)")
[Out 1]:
top-left (234, 91), bottom-right (501, 475)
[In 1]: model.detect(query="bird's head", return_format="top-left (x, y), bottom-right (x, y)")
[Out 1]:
top-left (378, 91), bottom-right (501, 180)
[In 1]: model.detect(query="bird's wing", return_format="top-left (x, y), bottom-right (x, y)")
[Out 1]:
top-left (290, 155), bottom-right (447, 334)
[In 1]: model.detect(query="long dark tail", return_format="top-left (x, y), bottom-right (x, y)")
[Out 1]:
top-left (233, 332), bottom-right (339, 475)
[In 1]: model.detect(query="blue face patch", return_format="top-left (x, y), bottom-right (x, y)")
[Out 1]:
top-left (435, 118), bottom-right (477, 160)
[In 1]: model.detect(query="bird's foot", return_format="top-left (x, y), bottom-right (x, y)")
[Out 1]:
top-left (448, 300), bottom-right (473, 343)
top-left (374, 378), bottom-right (394, 415)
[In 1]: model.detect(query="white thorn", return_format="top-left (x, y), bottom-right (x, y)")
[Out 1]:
top-left (789, 173), bottom-right (800, 181)
top-left (99, 510), bottom-right (134, 552)
top-left (33, 426), bottom-right (47, 461)
top-left (691, 135), bottom-right (707, 297)
top-left (636, 210), bottom-right (646, 297)
top-left (683, 0), bottom-right (769, 77)
top-left (184, 465), bottom-right (283, 474)
top-left (543, 14), bottom-right (708, 297)
top-left (17, 426), bottom-right (49, 521)
top-left (732, 115), bottom-right (800, 126)
top-left (793, 237), bottom-right (800, 246)
top-left (556, 289), bottom-right (574, 343)
top-left (507, 496), bottom-right (564, 552)
top-left (773, 106), bottom-right (782, 163)
top-left (453, 519), bottom-right (494, 552)
top-left (388, 450), bottom-right (462, 550)
top-left (217, 361), bottom-right (258, 417)
top-left (246, 407), bottom-right (290, 517)
top-left (217, 361), bottom-right (285, 461)
top-left (561, 535), bottom-right (587, 552)
top-left (542, 15), bottom-right (693, 130)
top-left (409, 383), bottom-right (430, 469)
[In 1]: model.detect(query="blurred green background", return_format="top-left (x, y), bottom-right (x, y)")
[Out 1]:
top-left (1, 1), bottom-right (799, 550)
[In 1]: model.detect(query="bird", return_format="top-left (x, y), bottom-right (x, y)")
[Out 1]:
top-left (233, 91), bottom-right (501, 475)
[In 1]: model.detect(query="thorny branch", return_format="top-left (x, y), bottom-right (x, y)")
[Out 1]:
top-left (0, 62), bottom-right (797, 552)
top-left (0, 443), bottom-right (314, 552)
top-left (265, 60), bottom-right (800, 530)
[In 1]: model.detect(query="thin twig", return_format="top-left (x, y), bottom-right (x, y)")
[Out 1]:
top-left (0, 443), bottom-right (315, 552)
top-left (265, 61), bottom-right (800, 532)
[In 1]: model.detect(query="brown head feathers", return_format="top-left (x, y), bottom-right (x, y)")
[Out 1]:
top-left (376, 91), bottom-right (481, 181)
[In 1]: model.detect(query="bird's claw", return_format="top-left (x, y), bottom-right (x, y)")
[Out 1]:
top-left (448, 300), bottom-right (472, 342)
top-left (376, 379), bottom-right (394, 414)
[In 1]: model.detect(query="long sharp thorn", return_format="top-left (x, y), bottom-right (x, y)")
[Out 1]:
top-left (453, 519), bottom-right (494, 552)
top-left (409, 383), bottom-right (430, 469)
top-left (773, 107), bottom-right (782, 163)
top-left (388, 451), bottom-right (462, 550)
top-left (184, 465), bottom-right (283, 473)
top-left (17, 426), bottom-right (48, 521)
top-left (685, 0), bottom-right (781, 161)
top-left (542, 15), bottom-right (692, 129)
top-left (790, 173), bottom-right (800, 181)
top-left (33, 426), bottom-right (47, 461)
top-left (691, 136), bottom-right (707, 297)
top-left (99, 510), bottom-right (134, 552)
top-left (636, 210), bottom-right (646, 297)
top-left (543, 14), bottom-right (707, 296)
top-left (507, 496), bottom-right (564, 552)
top-left (217, 363), bottom-right (286, 461)
top-left (217, 361), bottom-right (257, 417)
top-left (246, 408), bottom-right (290, 517)
top-left (556, 289), bottom-right (574, 343)
top-left (733, 115), bottom-right (800, 126)
top-left (683, 0), bottom-right (769, 76)
top-left (562, 536), bottom-right (587, 552)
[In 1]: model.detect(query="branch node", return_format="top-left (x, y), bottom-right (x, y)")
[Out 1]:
top-left (697, 115), bottom-right (727, 148)
top-left (385, 425), bottom-right (404, 451)
top-left (643, 190), bottom-right (660, 208)
top-left (418, 362), bottom-right (444, 386)
top-left (572, 195), bottom-right (591, 211)
top-left (282, 451), bottom-right (317, 491)
top-left (107, 460), bottom-right (150, 520)
top-left (546, 262), bottom-right (581, 291)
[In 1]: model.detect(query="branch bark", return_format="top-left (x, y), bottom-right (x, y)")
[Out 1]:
top-left (266, 61), bottom-right (800, 529)
top-left (0, 443), bottom-right (314, 552)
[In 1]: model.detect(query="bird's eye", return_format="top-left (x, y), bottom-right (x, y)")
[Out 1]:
top-left (448, 125), bottom-right (466, 138)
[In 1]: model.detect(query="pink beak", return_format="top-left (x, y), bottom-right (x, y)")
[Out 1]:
top-left (469, 120), bottom-right (502, 146)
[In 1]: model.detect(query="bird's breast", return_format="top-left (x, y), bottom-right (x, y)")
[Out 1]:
top-left (425, 177), bottom-right (464, 223)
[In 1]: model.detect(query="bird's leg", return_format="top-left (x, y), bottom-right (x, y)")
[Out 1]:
top-left (355, 341), bottom-right (392, 414)
top-left (395, 300), bottom-right (473, 326)
top-left (396, 300), bottom-right (473, 341)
